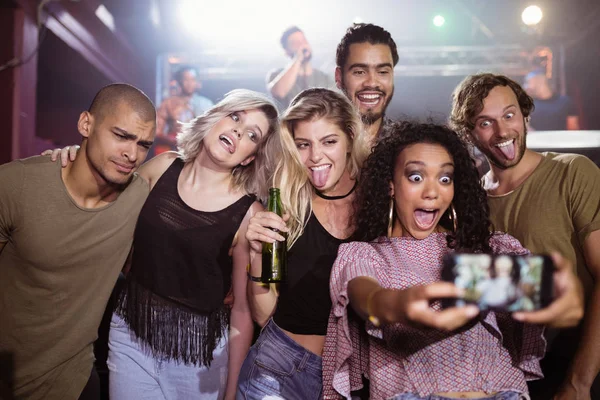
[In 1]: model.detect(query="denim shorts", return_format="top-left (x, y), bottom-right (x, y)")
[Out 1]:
top-left (236, 319), bottom-right (322, 400)
top-left (391, 391), bottom-right (529, 400)
top-left (108, 313), bottom-right (228, 399)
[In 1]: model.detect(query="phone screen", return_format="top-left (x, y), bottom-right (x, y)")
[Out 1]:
top-left (442, 254), bottom-right (554, 311)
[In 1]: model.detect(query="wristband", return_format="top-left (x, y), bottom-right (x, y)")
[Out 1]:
top-left (246, 264), bottom-right (263, 283)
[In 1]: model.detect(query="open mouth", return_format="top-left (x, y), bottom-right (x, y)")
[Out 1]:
top-left (356, 92), bottom-right (384, 107)
top-left (219, 134), bottom-right (236, 154)
top-left (494, 139), bottom-right (515, 161)
top-left (414, 208), bottom-right (439, 230)
top-left (309, 164), bottom-right (331, 188)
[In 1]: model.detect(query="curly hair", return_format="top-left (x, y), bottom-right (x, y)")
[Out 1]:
top-left (353, 121), bottom-right (492, 253)
top-left (336, 23), bottom-right (399, 69)
top-left (449, 73), bottom-right (534, 143)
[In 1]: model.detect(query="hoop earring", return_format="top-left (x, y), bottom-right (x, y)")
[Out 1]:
top-left (449, 203), bottom-right (458, 233)
top-left (387, 196), bottom-right (394, 237)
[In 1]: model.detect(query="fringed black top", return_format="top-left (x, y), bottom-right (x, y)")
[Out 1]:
top-left (116, 158), bottom-right (255, 367)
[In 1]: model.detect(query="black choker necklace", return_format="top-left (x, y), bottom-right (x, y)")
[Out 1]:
top-left (315, 181), bottom-right (358, 200)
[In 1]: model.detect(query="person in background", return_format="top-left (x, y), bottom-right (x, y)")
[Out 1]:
top-left (523, 69), bottom-right (580, 131)
top-left (451, 72), bottom-right (600, 400)
top-left (156, 65), bottom-right (214, 154)
top-left (267, 26), bottom-right (335, 108)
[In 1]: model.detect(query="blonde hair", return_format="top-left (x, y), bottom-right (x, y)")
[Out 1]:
top-left (177, 89), bottom-right (280, 200)
top-left (274, 88), bottom-right (369, 247)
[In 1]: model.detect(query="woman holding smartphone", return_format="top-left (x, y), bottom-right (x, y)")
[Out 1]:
top-left (322, 121), bottom-right (584, 400)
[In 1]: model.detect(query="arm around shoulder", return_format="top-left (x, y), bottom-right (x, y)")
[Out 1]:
top-left (137, 151), bottom-right (179, 189)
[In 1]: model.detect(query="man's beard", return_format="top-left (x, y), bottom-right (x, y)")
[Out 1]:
top-left (361, 110), bottom-right (383, 126)
top-left (340, 78), bottom-right (393, 127)
top-left (482, 124), bottom-right (528, 170)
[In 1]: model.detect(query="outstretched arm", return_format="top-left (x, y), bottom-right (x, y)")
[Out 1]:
top-left (348, 276), bottom-right (480, 332)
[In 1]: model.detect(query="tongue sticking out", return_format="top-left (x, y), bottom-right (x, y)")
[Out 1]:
top-left (497, 141), bottom-right (516, 161)
top-left (414, 210), bottom-right (436, 228)
top-left (311, 167), bottom-right (330, 188)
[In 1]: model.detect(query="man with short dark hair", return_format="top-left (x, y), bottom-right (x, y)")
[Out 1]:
top-left (335, 23), bottom-right (399, 144)
top-left (0, 83), bottom-right (156, 399)
top-left (267, 26), bottom-right (334, 108)
top-left (450, 73), bottom-right (600, 400)
top-left (156, 66), bottom-right (213, 154)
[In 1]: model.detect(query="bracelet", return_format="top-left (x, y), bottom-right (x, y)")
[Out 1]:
top-left (246, 270), bottom-right (263, 283)
top-left (366, 288), bottom-right (383, 327)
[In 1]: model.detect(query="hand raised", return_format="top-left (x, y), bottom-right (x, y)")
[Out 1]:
top-left (513, 252), bottom-right (584, 328)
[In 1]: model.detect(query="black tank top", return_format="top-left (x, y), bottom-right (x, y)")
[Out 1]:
top-left (117, 158), bottom-right (255, 366)
top-left (273, 212), bottom-right (348, 335)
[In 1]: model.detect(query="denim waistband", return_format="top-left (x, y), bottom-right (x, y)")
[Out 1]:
top-left (256, 318), bottom-right (323, 376)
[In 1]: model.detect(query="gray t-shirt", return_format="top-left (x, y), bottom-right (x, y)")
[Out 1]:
top-left (0, 156), bottom-right (149, 399)
top-left (266, 67), bottom-right (335, 108)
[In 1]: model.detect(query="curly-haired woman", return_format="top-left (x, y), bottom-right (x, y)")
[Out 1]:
top-left (322, 121), bottom-right (583, 400)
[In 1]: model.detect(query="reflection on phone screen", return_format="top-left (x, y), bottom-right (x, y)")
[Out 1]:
top-left (443, 254), bottom-right (553, 311)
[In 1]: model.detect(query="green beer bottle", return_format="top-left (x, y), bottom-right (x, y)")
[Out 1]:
top-left (261, 188), bottom-right (287, 283)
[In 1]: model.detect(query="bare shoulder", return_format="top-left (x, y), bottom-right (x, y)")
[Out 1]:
top-left (248, 200), bottom-right (265, 216)
top-left (232, 200), bottom-right (264, 250)
top-left (138, 151), bottom-right (180, 188)
top-left (238, 200), bottom-right (265, 234)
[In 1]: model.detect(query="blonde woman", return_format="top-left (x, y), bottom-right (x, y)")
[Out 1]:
top-left (236, 88), bottom-right (369, 400)
top-left (47, 90), bottom-right (280, 400)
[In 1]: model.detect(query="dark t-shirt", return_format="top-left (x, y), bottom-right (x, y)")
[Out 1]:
top-left (530, 95), bottom-right (576, 130)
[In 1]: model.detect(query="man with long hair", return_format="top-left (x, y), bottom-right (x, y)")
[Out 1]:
top-left (450, 73), bottom-right (600, 400)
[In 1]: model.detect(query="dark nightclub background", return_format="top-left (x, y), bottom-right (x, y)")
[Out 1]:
top-left (1, 0), bottom-right (600, 163)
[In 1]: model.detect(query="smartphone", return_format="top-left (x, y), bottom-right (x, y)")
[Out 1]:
top-left (441, 253), bottom-right (554, 311)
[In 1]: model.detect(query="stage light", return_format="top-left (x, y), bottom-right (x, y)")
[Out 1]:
top-left (522, 5), bottom-right (543, 26)
top-left (433, 15), bottom-right (445, 27)
top-left (95, 4), bottom-right (115, 32)
top-left (177, 1), bottom-right (204, 34)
